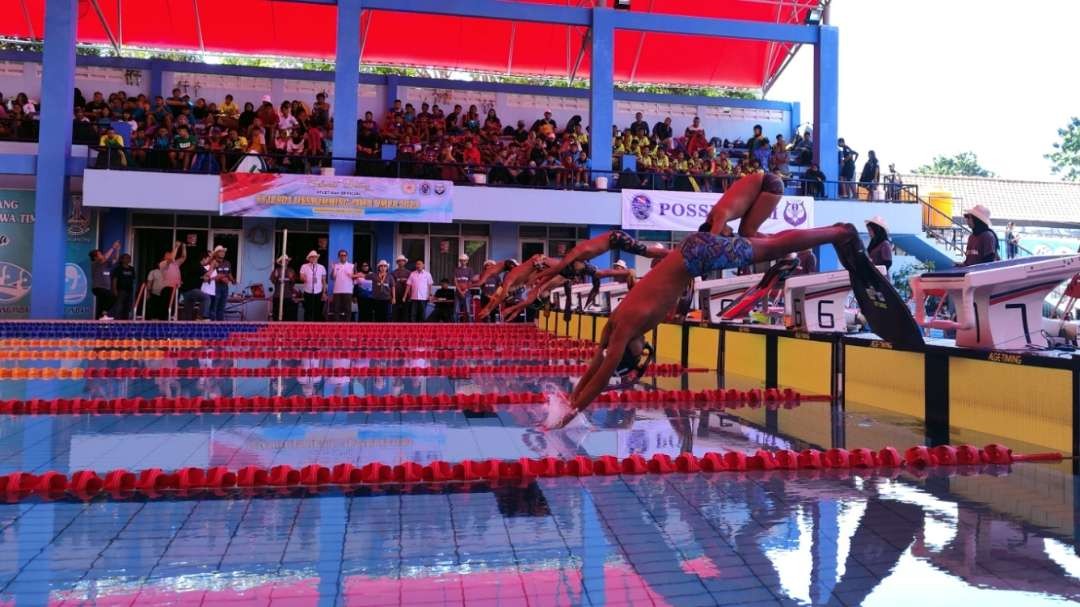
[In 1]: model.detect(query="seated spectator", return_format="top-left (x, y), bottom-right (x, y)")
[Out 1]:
top-left (285, 129), bottom-right (308, 173)
top-left (483, 109), bottom-right (502, 135)
top-left (238, 102), bottom-right (257, 132)
top-left (802, 163), bottom-right (826, 197)
top-left (96, 127), bottom-right (126, 168)
top-left (170, 125), bottom-right (196, 170)
top-left (166, 88), bottom-right (187, 118)
top-left (445, 104), bottom-right (463, 134)
top-left (532, 111), bottom-right (557, 140)
top-left (279, 102), bottom-right (299, 133)
top-left (770, 135), bottom-right (790, 176)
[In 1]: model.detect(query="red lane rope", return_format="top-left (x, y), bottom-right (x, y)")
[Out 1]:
top-left (0, 444), bottom-right (1056, 502)
top-left (208, 338), bottom-right (593, 349)
top-left (0, 388), bottom-right (822, 416)
top-left (15, 363), bottom-right (698, 380)
top-left (161, 348), bottom-right (598, 360)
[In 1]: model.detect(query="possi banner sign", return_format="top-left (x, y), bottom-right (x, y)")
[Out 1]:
top-left (621, 188), bottom-right (813, 233)
top-left (219, 174), bottom-right (453, 223)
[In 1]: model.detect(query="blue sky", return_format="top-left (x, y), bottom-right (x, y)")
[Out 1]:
top-left (766, 0), bottom-right (1080, 180)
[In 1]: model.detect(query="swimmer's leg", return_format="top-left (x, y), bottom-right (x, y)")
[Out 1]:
top-left (736, 173), bottom-right (786, 237)
top-left (746, 223), bottom-right (859, 262)
top-left (703, 173), bottom-right (766, 235)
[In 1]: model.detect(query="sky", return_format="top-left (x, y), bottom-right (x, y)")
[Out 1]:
top-left (766, 0), bottom-right (1080, 181)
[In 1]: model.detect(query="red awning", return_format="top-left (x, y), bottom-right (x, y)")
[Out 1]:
top-left (7, 0), bottom-right (818, 88)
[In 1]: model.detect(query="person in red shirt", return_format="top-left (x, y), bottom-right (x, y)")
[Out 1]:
top-left (461, 139), bottom-right (482, 167)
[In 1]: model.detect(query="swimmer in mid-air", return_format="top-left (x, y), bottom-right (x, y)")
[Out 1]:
top-left (502, 262), bottom-right (638, 322)
top-left (542, 222), bottom-right (871, 429)
top-left (533, 173), bottom-right (786, 287)
top-left (476, 254), bottom-right (552, 319)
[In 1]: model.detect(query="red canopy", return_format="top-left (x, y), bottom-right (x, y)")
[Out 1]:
top-left (8, 0), bottom-right (818, 88)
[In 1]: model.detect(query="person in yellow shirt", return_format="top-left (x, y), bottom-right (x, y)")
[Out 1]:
top-left (97, 128), bottom-right (127, 167)
top-left (220, 94), bottom-right (239, 118)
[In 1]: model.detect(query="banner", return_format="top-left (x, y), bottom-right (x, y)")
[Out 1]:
top-left (621, 189), bottom-right (813, 233)
top-left (0, 190), bottom-right (98, 320)
top-left (219, 174), bottom-right (453, 223)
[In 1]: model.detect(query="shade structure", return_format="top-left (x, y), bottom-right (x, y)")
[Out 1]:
top-left (7, 0), bottom-right (821, 88)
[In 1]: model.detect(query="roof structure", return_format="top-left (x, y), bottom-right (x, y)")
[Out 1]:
top-left (6, 0), bottom-right (823, 89)
top-left (903, 174), bottom-right (1080, 227)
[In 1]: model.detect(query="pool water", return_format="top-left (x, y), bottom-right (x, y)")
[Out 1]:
top-left (0, 323), bottom-right (1077, 606)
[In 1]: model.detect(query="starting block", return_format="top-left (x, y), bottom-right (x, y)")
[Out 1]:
top-left (911, 255), bottom-right (1080, 349)
top-left (783, 270), bottom-right (854, 333)
top-left (696, 272), bottom-right (764, 323)
top-left (552, 281), bottom-right (631, 314)
top-left (784, 266), bottom-right (886, 333)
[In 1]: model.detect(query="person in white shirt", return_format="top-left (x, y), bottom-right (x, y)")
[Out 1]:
top-left (403, 259), bottom-right (434, 321)
top-left (200, 256), bottom-right (217, 321)
top-left (299, 250), bottom-right (328, 321)
top-left (330, 249), bottom-right (362, 322)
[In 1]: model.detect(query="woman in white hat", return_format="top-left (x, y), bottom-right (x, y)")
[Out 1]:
top-left (453, 253), bottom-right (475, 322)
top-left (865, 216), bottom-right (893, 273)
top-left (269, 254), bottom-right (298, 321)
top-left (299, 250), bottom-right (327, 321)
top-left (368, 260), bottom-right (394, 322)
top-left (961, 204), bottom-right (999, 266)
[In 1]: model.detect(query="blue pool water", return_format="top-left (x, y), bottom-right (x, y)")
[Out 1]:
top-left (0, 323), bottom-right (1076, 606)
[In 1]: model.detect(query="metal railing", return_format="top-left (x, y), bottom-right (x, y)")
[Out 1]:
top-left (913, 191), bottom-right (1033, 259)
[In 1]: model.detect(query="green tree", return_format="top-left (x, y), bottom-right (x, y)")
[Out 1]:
top-left (913, 152), bottom-right (995, 178)
top-left (1046, 117), bottom-right (1080, 181)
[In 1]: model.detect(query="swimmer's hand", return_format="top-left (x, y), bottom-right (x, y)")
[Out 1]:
top-left (719, 223), bottom-right (735, 237)
top-left (540, 389), bottom-right (579, 430)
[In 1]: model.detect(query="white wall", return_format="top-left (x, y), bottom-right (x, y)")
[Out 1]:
top-left (0, 61), bottom-right (150, 103)
top-left (162, 71), bottom-right (385, 119)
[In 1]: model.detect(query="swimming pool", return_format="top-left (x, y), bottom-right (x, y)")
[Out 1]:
top-left (0, 322), bottom-right (1076, 606)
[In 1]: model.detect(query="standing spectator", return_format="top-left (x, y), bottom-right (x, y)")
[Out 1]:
top-left (391, 255), bottom-right (412, 321)
top-left (354, 261), bottom-right (373, 321)
top-left (200, 253), bottom-right (218, 320)
top-left (369, 260), bottom-right (394, 322)
top-left (747, 125), bottom-right (771, 173)
top-left (478, 259), bottom-right (502, 322)
top-left (145, 260), bottom-right (170, 320)
top-left (802, 163), bottom-right (826, 198)
top-left (628, 113), bottom-right (649, 137)
top-left (269, 255), bottom-right (298, 322)
top-left (89, 241), bottom-right (120, 319)
top-left (838, 138), bottom-right (858, 198)
top-left (1005, 222), bottom-right (1021, 259)
top-left (859, 150), bottom-right (880, 200)
top-left (161, 242), bottom-right (186, 320)
top-left (453, 254), bottom-right (474, 322)
top-left (211, 246), bottom-right (234, 321)
top-left (180, 249), bottom-right (211, 320)
top-left (329, 249), bottom-right (358, 322)
top-left (884, 163), bottom-right (903, 201)
top-left (300, 250), bottom-right (328, 321)
top-left (111, 253), bottom-right (136, 320)
top-left (429, 278), bottom-right (456, 322)
top-left (865, 216), bottom-right (894, 273)
top-left (404, 260), bottom-right (434, 322)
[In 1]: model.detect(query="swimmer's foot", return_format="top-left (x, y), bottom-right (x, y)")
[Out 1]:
top-left (832, 223), bottom-right (866, 273)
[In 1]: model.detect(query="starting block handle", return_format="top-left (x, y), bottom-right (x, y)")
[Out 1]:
top-left (920, 319), bottom-right (965, 331)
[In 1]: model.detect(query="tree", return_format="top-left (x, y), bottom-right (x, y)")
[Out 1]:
top-left (913, 152), bottom-right (995, 178)
top-left (1046, 117), bottom-right (1080, 181)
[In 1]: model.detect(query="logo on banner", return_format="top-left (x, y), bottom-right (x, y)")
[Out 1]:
top-left (630, 194), bottom-right (653, 221)
top-left (64, 263), bottom-right (88, 305)
top-left (67, 195), bottom-right (91, 237)
top-left (783, 200), bottom-right (808, 227)
top-left (434, 183), bottom-right (447, 196)
top-left (401, 182), bottom-right (417, 195)
top-left (0, 263), bottom-right (31, 304)
top-left (0, 234), bottom-right (9, 247)
top-left (420, 183), bottom-right (431, 196)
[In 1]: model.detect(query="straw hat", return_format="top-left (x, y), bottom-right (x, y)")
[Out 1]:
top-left (458, 254), bottom-right (469, 261)
top-left (377, 260), bottom-right (389, 268)
top-left (964, 204), bottom-right (992, 226)
top-left (212, 245), bottom-right (227, 254)
top-left (613, 260), bottom-right (627, 269)
top-left (395, 255), bottom-right (407, 262)
top-left (865, 216), bottom-right (888, 231)
top-left (507, 258), bottom-right (519, 267)
top-left (306, 250), bottom-right (319, 260)
top-left (483, 259), bottom-right (496, 267)
top-left (276, 254), bottom-right (291, 264)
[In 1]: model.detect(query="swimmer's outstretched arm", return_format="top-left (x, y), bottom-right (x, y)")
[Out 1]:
top-left (470, 263), bottom-right (503, 288)
top-left (503, 277), bottom-right (565, 321)
top-left (477, 261), bottom-right (540, 319)
top-left (534, 231), bottom-right (666, 286)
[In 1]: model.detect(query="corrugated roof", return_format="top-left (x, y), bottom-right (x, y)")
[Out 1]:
top-left (902, 174), bottom-right (1080, 226)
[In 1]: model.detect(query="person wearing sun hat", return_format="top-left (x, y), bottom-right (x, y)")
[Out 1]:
top-left (299, 250), bottom-right (327, 321)
top-left (960, 204), bottom-right (1000, 266)
top-left (453, 253), bottom-right (475, 322)
top-left (391, 254), bottom-right (412, 322)
top-left (864, 215), bottom-right (893, 272)
top-left (269, 254), bottom-right (298, 321)
top-left (368, 260), bottom-right (394, 322)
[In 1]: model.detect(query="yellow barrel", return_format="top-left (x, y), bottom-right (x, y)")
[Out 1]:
top-left (924, 191), bottom-right (954, 228)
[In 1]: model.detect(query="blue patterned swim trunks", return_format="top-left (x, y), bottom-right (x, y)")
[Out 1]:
top-left (679, 232), bottom-right (754, 277)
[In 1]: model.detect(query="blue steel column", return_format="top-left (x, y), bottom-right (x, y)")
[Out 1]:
top-left (331, 0), bottom-right (362, 274)
top-left (31, 0), bottom-right (78, 318)
top-left (589, 8), bottom-right (614, 176)
top-left (333, 0), bottom-right (362, 176)
top-left (587, 225), bottom-right (614, 269)
top-left (813, 25), bottom-right (839, 199)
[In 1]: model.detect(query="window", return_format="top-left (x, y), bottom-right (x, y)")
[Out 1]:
top-left (394, 222), bottom-right (490, 276)
top-left (517, 224), bottom-right (588, 261)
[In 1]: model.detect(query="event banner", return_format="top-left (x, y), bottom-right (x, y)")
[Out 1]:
top-left (621, 189), bottom-right (814, 233)
top-left (0, 190), bottom-right (97, 320)
top-left (219, 174), bottom-right (453, 223)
